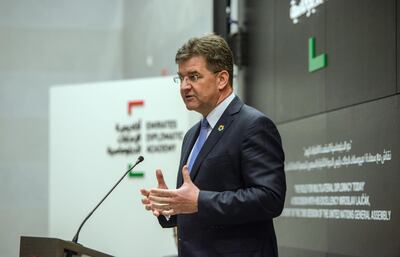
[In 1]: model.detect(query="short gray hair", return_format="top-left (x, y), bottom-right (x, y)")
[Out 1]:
top-left (175, 34), bottom-right (234, 86)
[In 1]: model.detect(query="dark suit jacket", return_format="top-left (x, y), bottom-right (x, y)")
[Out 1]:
top-left (158, 96), bottom-right (286, 257)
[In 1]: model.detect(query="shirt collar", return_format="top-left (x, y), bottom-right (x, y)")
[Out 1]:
top-left (205, 92), bottom-right (235, 129)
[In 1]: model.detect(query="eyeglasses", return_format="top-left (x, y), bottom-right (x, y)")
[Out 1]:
top-left (173, 74), bottom-right (201, 84)
top-left (172, 71), bottom-right (221, 85)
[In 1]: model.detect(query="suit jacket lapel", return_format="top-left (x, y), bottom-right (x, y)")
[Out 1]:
top-left (177, 122), bottom-right (200, 186)
top-left (187, 97), bottom-right (243, 183)
top-left (181, 123), bottom-right (200, 166)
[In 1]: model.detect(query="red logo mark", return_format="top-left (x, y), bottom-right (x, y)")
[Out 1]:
top-left (127, 100), bottom-right (144, 116)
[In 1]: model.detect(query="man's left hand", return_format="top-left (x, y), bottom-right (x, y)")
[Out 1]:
top-left (149, 165), bottom-right (199, 216)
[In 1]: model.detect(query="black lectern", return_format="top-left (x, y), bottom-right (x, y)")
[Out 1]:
top-left (20, 236), bottom-right (113, 257)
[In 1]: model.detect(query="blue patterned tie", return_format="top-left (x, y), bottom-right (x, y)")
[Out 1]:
top-left (188, 118), bottom-right (209, 172)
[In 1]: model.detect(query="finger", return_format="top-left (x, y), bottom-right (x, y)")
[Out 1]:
top-left (156, 169), bottom-right (168, 189)
top-left (140, 188), bottom-right (150, 197)
top-left (161, 209), bottom-right (175, 216)
top-left (152, 209), bottom-right (161, 217)
top-left (141, 198), bottom-right (151, 205)
top-left (149, 195), bottom-right (172, 204)
top-left (151, 202), bottom-right (171, 210)
top-left (150, 188), bottom-right (176, 197)
top-left (182, 165), bottom-right (191, 183)
top-left (145, 205), bottom-right (152, 211)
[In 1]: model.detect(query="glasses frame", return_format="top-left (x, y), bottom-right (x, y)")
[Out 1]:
top-left (173, 70), bottom-right (221, 85)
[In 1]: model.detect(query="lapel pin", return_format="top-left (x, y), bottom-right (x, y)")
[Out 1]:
top-left (218, 124), bottom-right (224, 131)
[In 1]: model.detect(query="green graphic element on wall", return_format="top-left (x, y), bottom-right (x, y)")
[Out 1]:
top-left (128, 163), bottom-right (144, 178)
top-left (308, 37), bottom-right (327, 72)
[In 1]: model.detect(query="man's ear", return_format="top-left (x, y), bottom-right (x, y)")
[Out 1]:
top-left (217, 70), bottom-right (230, 90)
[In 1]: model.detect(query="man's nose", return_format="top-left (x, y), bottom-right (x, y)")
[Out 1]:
top-left (180, 77), bottom-right (192, 89)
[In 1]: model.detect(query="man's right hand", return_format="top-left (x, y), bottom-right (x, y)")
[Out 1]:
top-left (140, 169), bottom-right (168, 217)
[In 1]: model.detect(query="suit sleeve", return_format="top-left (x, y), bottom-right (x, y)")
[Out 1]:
top-left (197, 116), bottom-right (286, 225)
top-left (157, 214), bottom-right (177, 228)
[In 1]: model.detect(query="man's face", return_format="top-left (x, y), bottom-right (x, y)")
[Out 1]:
top-left (178, 56), bottom-right (221, 116)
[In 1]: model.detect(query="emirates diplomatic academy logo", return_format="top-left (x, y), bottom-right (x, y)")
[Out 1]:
top-left (106, 99), bottom-right (184, 177)
top-left (128, 100), bottom-right (144, 116)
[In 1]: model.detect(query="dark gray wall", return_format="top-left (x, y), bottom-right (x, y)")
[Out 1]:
top-left (244, 0), bottom-right (397, 123)
top-left (241, 0), bottom-right (400, 257)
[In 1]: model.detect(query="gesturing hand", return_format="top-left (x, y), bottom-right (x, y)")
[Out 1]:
top-left (140, 169), bottom-right (168, 217)
top-left (149, 165), bottom-right (200, 216)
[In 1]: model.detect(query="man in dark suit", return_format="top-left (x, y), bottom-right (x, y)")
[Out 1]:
top-left (141, 34), bottom-right (286, 257)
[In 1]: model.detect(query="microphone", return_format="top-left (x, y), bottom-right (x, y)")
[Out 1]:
top-left (71, 156), bottom-right (144, 244)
